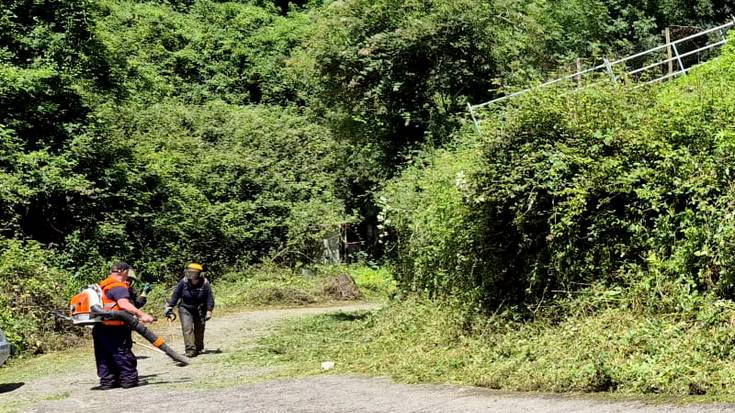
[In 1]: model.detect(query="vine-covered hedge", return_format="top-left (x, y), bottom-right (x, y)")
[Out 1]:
top-left (60, 102), bottom-right (346, 281)
top-left (382, 39), bottom-right (735, 309)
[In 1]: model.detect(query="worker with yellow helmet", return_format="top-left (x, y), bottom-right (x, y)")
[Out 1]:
top-left (164, 263), bottom-right (215, 357)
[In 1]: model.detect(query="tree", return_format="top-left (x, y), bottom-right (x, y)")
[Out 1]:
top-left (0, 0), bottom-right (120, 242)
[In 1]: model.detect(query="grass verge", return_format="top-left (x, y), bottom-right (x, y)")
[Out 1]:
top-left (212, 263), bottom-right (395, 309)
top-left (246, 293), bottom-right (735, 402)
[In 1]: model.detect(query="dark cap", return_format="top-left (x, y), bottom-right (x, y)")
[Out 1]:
top-left (111, 262), bottom-right (131, 273)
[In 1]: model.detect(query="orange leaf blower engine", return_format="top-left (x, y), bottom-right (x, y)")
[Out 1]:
top-left (68, 285), bottom-right (189, 365)
top-left (69, 285), bottom-right (105, 325)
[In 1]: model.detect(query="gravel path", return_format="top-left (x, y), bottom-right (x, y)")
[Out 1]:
top-left (2, 303), bottom-right (735, 413)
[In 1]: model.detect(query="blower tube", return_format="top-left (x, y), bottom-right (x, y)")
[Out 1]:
top-left (91, 305), bottom-right (189, 365)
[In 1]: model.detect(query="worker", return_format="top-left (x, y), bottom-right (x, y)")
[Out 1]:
top-left (164, 263), bottom-right (215, 357)
top-left (93, 263), bottom-right (155, 390)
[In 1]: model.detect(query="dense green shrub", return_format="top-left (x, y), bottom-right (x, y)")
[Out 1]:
top-left (381, 38), bottom-right (735, 309)
top-left (305, 0), bottom-right (540, 159)
top-left (546, 0), bottom-right (734, 62)
top-left (302, 0), bottom-right (733, 162)
top-left (1, 0), bottom-right (344, 287)
top-left (57, 102), bottom-right (346, 282)
top-left (379, 137), bottom-right (483, 302)
top-left (0, 0), bottom-right (122, 245)
top-left (98, 0), bottom-right (314, 105)
top-left (0, 240), bottom-right (77, 354)
top-left (299, 0), bottom-right (735, 250)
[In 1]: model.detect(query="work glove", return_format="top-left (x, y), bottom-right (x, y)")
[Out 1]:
top-left (142, 283), bottom-right (153, 295)
top-left (164, 306), bottom-right (174, 319)
top-left (205, 311), bottom-right (212, 321)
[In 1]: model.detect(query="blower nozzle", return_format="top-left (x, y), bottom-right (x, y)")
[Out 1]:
top-left (91, 305), bottom-right (189, 365)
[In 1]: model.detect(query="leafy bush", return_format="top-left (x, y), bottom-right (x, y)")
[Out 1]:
top-left (1, 1), bottom-right (345, 286)
top-left (0, 0), bottom-right (121, 246)
top-left (98, 0), bottom-right (314, 105)
top-left (297, 0), bottom-right (735, 256)
top-left (0, 240), bottom-right (79, 354)
top-left (303, 0), bottom-right (566, 168)
top-left (59, 102), bottom-right (346, 281)
top-left (381, 37), bottom-right (735, 309)
top-left (379, 137), bottom-right (483, 302)
top-left (302, 0), bottom-right (733, 161)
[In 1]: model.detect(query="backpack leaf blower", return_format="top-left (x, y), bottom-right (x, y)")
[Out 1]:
top-left (69, 285), bottom-right (189, 366)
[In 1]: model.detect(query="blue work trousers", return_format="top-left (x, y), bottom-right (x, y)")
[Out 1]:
top-left (92, 324), bottom-right (138, 388)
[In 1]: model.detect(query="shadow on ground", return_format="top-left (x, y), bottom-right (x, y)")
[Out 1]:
top-left (0, 382), bottom-right (24, 393)
top-left (328, 311), bottom-right (371, 322)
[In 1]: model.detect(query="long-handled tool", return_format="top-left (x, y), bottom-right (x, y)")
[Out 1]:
top-left (66, 284), bottom-right (189, 366)
top-left (167, 316), bottom-right (176, 345)
top-left (90, 305), bottom-right (189, 366)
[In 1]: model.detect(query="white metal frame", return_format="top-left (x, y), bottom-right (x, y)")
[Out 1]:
top-left (468, 20), bottom-right (735, 133)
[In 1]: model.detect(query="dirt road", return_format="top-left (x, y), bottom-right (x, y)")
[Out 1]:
top-left (2, 303), bottom-right (735, 413)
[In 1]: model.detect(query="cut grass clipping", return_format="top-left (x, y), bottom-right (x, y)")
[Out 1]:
top-left (252, 294), bottom-right (735, 398)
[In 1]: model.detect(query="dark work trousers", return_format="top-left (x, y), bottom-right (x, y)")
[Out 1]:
top-left (179, 305), bottom-right (205, 355)
top-left (92, 324), bottom-right (138, 388)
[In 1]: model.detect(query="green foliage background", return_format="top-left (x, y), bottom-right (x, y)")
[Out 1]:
top-left (3, 0), bottom-right (735, 372)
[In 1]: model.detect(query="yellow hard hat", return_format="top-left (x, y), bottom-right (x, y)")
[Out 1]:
top-left (187, 263), bottom-right (204, 272)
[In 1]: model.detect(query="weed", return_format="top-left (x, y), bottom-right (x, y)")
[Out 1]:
top-left (251, 292), bottom-right (735, 399)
